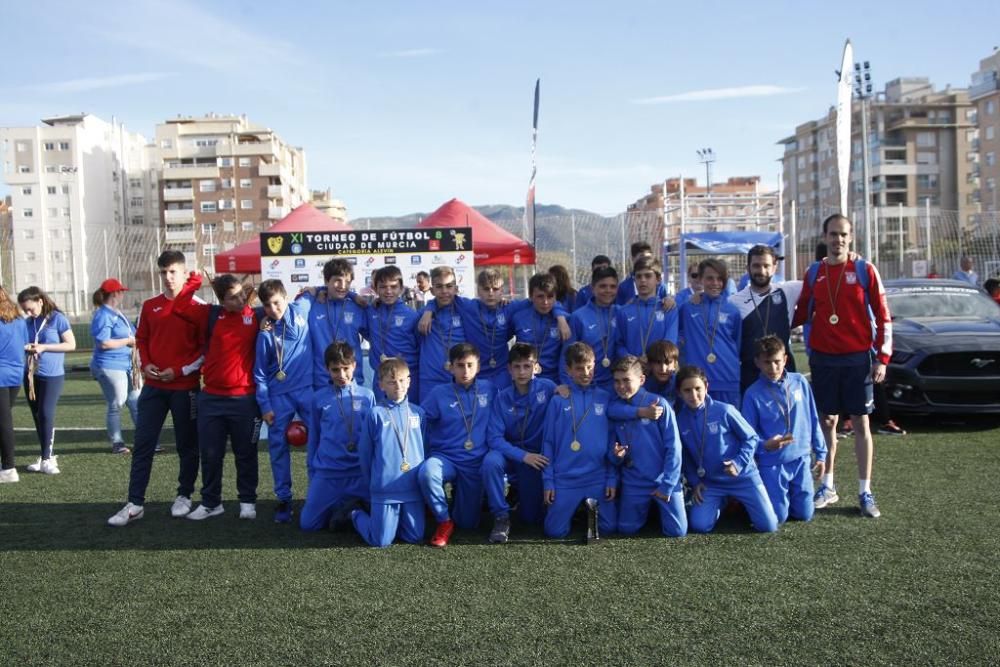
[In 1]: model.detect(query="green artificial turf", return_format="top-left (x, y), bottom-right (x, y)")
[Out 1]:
top-left (2, 373), bottom-right (999, 666)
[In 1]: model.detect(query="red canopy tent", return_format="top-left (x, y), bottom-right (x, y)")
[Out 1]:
top-left (416, 198), bottom-right (535, 266)
top-left (214, 203), bottom-right (351, 273)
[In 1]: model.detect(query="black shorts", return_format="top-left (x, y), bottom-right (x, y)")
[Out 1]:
top-left (810, 353), bottom-right (874, 417)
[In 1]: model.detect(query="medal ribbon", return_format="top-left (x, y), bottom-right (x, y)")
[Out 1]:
top-left (749, 289), bottom-right (773, 336)
top-left (638, 301), bottom-right (659, 356)
top-left (568, 391), bottom-right (593, 446)
top-left (823, 259), bottom-right (848, 323)
top-left (272, 319), bottom-right (286, 377)
top-left (386, 402), bottom-right (411, 463)
top-left (453, 383), bottom-right (478, 443)
top-left (763, 378), bottom-right (792, 434)
top-left (702, 299), bottom-right (722, 356)
top-left (333, 386), bottom-right (355, 443)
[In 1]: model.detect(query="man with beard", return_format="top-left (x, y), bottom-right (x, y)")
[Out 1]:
top-left (730, 245), bottom-right (801, 395)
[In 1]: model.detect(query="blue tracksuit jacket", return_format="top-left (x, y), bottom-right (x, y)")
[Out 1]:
top-left (304, 292), bottom-right (368, 387)
top-left (487, 378), bottom-right (557, 461)
top-left (678, 295), bottom-right (741, 396)
top-left (418, 303), bottom-right (466, 398)
top-left (561, 302), bottom-right (620, 388)
top-left (615, 295), bottom-right (679, 359)
top-left (512, 309), bottom-right (563, 383)
top-left (741, 371), bottom-right (827, 467)
top-left (541, 385), bottom-right (617, 491)
top-left (421, 378), bottom-right (495, 468)
top-left (358, 400), bottom-right (426, 504)
top-left (365, 301), bottom-right (419, 372)
top-left (676, 395), bottom-right (760, 488)
top-left (608, 390), bottom-right (683, 496)
top-left (310, 382), bottom-right (376, 476)
top-left (254, 297), bottom-right (312, 416)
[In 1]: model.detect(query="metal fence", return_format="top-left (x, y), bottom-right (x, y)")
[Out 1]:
top-left (2, 206), bottom-right (998, 324)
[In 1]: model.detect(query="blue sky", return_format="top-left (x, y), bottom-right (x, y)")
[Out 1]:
top-left (3, 0), bottom-right (998, 218)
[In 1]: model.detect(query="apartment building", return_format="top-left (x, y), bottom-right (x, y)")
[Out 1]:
top-left (0, 114), bottom-right (155, 314)
top-left (970, 49), bottom-right (1000, 216)
top-left (309, 188), bottom-right (348, 222)
top-left (155, 114), bottom-right (307, 265)
top-left (779, 77), bottom-right (977, 233)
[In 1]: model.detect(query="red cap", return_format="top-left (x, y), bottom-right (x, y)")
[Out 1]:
top-left (100, 278), bottom-right (129, 293)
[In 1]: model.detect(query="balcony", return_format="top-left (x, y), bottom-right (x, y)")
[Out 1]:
top-left (228, 139), bottom-right (278, 157)
top-left (164, 209), bottom-right (195, 223)
top-left (164, 226), bottom-right (195, 242)
top-left (162, 164), bottom-right (220, 180)
top-left (163, 187), bottom-right (194, 201)
top-left (268, 206), bottom-right (287, 220)
top-left (267, 184), bottom-right (284, 198)
top-left (970, 73), bottom-right (999, 101)
top-left (258, 163), bottom-right (281, 177)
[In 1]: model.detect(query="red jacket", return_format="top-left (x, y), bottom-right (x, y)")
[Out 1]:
top-left (168, 273), bottom-right (260, 397)
top-left (136, 293), bottom-right (203, 390)
top-left (793, 258), bottom-right (893, 365)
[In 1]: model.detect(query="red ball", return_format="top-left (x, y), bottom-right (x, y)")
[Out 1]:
top-left (285, 420), bottom-right (308, 448)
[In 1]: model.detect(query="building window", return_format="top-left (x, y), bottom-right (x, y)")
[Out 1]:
top-left (238, 157), bottom-right (252, 167)
top-left (220, 178), bottom-right (233, 189)
top-left (988, 177), bottom-right (996, 192)
top-left (201, 223), bottom-right (218, 233)
top-left (45, 165), bottom-right (58, 173)
top-left (240, 178), bottom-right (252, 189)
top-left (200, 180), bottom-right (216, 192)
top-left (917, 174), bottom-right (938, 189)
top-left (15, 142), bottom-right (27, 152)
top-left (46, 186), bottom-right (57, 195)
top-left (23, 208), bottom-right (33, 218)
top-left (241, 221), bottom-right (254, 231)
top-left (23, 229), bottom-right (34, 240)
top-left (916, 132), bottom-right (935, 147)
top-left (988, 152), bottom-right (997, 167)
top-left (21, 186), bottom-right (32, 195)
top-left (130, 197), bottom-right (144, 207)
top-left (194, 139), bottom-right (219, 147)
top-left (202, 244), bottom-right (218, 257)
top-left (987, 100), bottom-right (996, 115)
top-left (200, 201), bottom-right (217, 213)
top-left (62, 207), bottom-right (70, 217)
top-left (59, 141), bottom-right (70, 151)
top-left (131, 216), bottom-right (144, 225)
top-left (61, 185), bottom-right (70, 194)
top-left (51, 250), bottom-right (62, 262)
top-left (25, 252), bottom-right (36, 261)
top-left (223, 221), bottom-right (235, 232)
top-left (988, 126), bottom-right (996, 141)
top-left (48, 208), bottom-right (58, 217)
top-left (18, 165), bottom-right (31, 173)
top-left (240, 199), bottom-right (253, 209)
top-left (129, 178), bottom-right (142, 188)
top-left (219, 199), bottom-right (235, 210)
top-left (43, 142), bottom-right (55, 151)
top-left (217, 157), bottom-right (232, 167)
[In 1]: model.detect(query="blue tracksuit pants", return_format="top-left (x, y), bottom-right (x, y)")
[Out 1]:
top-left (688, 476), bottom-right (779, 534)
top-left (267, 391), bottom-right (313, 503)
top-left (481, 450), bottom-right (544, 524)
top-left (128, 385), bottom-right (199, 506)
top-left (758, 457), bottom-right (815, 524)
top-left (419, 455), bottom-right (484, 529)
top-left (352, 501), bottom-right (425, 548)
top-left (300, 473), bottom-right (368, 531)
top-left (617, 488), bottom-right (688, 537)
top-left (543, 483), bottom-right (617, 539)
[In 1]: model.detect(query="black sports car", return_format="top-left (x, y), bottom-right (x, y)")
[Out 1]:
top-left (883, 279), bottom-right (1000, 414)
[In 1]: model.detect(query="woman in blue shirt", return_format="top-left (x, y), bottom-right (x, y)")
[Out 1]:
top-left (19, 286), bottom-right (76, 474)
top-left (0, 285), bottom-right (28, 483)
top-left (90, 279), bottom-right (139, 454)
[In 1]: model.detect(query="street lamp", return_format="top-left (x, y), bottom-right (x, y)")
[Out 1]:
top-left (854, 60), bottom-right (874, 260)
top-left (696, 148), bottom-right (715, 199)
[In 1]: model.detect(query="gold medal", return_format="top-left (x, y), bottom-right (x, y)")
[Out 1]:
top-left (697, 466), bottom-right (706, 478)
top-left (464, 439), bottom-right (474, 450)
top-left (706, 353), bottom-right (717, 364)
top-left (276, 370), bottom-right (287, 381)
top-left (829, 314), bottom-right (840, 325)
top-left (570, 440), bottom-right (582, 452)
top-left (489, 358), bottom-right (497, 368)
top-left (400, 461), bottom-right (410, 472)
top-left (601, 357), bottom-right (610, 368)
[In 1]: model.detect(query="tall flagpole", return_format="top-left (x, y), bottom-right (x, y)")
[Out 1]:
top-left (523, 79), bottom-right (540, 252)
top-left (835, 39), bottom-right (853, 216)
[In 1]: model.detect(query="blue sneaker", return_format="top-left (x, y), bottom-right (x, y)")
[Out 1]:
top-left (814, 484), bottom-right (839, 509)
top-left (859, 492), bottom-right (881, 518)
top-left (274, 501), bottom-right (293, 524)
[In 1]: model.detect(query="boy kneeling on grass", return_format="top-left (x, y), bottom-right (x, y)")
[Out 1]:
top-left (608, 355), bottom-right (687, 537)
top-left (675, 365), bottom-right (778, 534)
top-left (351, 357), bottom-right (427, 548)
top-left (741, 335), bottom-right (826, 524)
top-left (542, 342), bottom-right (617, 540)
top-left (300, 342), bottom-right (376, 532)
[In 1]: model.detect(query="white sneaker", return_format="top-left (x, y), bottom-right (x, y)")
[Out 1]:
top-left (40, 456), bottom-right (60, 475)
top-left (170, 495), bottom-right (193, 518)
top-left (26, 457), bottom-right (43, 472)
top-left (108, 502), bottom-right (144, 526)
top-left (0, 467), bottom-right (19, 483)
top-left (239, 502), bottom-right (257, 520)
top-left (186, 504), bottom-right (224, 521)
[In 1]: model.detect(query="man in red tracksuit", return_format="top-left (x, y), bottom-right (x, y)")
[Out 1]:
top-left (107, 251), bottom-right (204, 527)
top-left (167, 271), bottom-right (263, 520)
top-left (793, 214), bottom-right (891, 519)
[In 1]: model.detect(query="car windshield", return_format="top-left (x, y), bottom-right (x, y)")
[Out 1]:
top-left (888, 290), bottom-right (1000, 319)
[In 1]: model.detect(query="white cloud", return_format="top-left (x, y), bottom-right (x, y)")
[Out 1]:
top-left (26, 72), bottom-right (176, 94)
top-left (379, 48), bottom-right (442, 58)
top-left (631, 85), bottom-right (805, 105)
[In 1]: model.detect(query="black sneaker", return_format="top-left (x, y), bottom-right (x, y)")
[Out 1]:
top-left (489, 515), bottom-right (511, 544)
top-left (274, 501), bottom-right (293, 524)
top-left (111, 442), bottom-right (131, 455)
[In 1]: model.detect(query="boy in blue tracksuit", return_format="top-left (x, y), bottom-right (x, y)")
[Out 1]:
top-left (608, 356), bottom-right (687, 537)
top-left (574, 255), bottom-right (612, 310)
top-left (417, 266), bottom-right (466, 403)
top-left (741, 336), bottom-right (827, 523)
top-left (421, 268), bottom-right (569, 391)
top-left (482, 343), bottom-right (556, 543)
top-left (351, 357), bottom-right (427, 547)
top-left (419, 343), bottom-right (496, 547)
top-left (562, 266), bottom-right (621, 393)
top-left (512, 273), bottom-right (565, 383)
top-left (678, 259), bottom-right (742, 406)
top-left (644, 340), bottom-right (679, 407)
top-left (675, 365), bottom-right (778, 534)
top-left (253, 279), bottom-right (313, 524)
top-left (616, 242), bottom-right (669, 306)
top-left (300, 343), bottom-right (376, 532)
top-left (364, 266), bottom-right (420, 402)
top-left (543, 342), bottom-right (618, 539)
top-left (615, 257), bottom-right (679, 360)
top-left (305, 259), bottom-right (368, 389)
